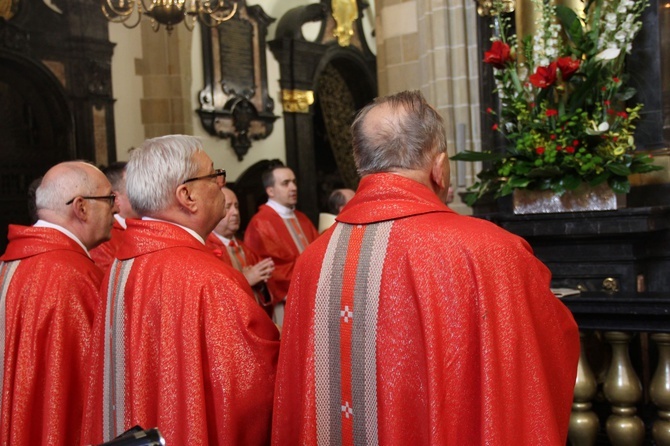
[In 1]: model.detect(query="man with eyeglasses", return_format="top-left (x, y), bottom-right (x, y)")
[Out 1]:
top-left (81, 135), bottom-right (280, 446)
top-left (244, 160), bottom-right (319, 326)
top-left (0, 161), bottom-right (117, 446)
top-left (90, 161), bottom-right (141, 270)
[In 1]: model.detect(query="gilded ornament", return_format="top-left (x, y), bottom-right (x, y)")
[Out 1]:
top-left (331, 0), bottom-right (357, 47)
top-left (0, 0), bottom-right (19, 20)
top-left (281, 89), bottom-right (315, 114)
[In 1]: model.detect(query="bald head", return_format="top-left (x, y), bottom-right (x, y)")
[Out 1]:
top-left (36, 162), bottom-right (104, 214)
top-left (351, 90), bottom-right (447, 176)
top-left (35, 161), bottom-right (117, 250)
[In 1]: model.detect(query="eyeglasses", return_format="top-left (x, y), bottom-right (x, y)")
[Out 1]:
top-left (65, 194), bottom-right (116, 206)
top-left (181, 169), bottom-right (226, 185)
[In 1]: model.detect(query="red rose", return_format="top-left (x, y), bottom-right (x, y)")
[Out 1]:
top-left (483, 41), bottom-right (512, 69)
top-left (618, 111), bottom-right (628, 119)
top-left (492, 123), bottom-right (499, 131)
top-left (573, 140), bottom-right (580, 146)
top-left (566, 146), bottom-right (575, 154)
top-left (557, 57), bottom-right (580, 80)
top-left (546, 109), bottom-right (558, 117)
top-left (536, 147), bottom-right (545, 155)
top-left (486, 107), bottom-right (493, 113)
top-left (550, 134), bottom-right (556, 140)
top-left (556, 145), bottom-right (563, 151)
top-left (613, 77), bottom-right (620, 83)
top-left (530, 63), bottom-right (558, 88)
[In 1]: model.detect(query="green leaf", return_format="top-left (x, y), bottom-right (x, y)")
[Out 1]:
top-left (463, 192), bottom-right (478, 206)
top-left (526, 166), bottom-right (562, 178)
top-left (556, 6), bottom-right (584, 44)
top-left (562, 175), bottom-right (582, 190)
top-left (508, 176), bottom-right (532, 188)
top-left (607, 163), bottom-right (631, 176)
top-left (588, 172), bottom-right (610, 186)
top-left (450, 151), bottom-right (506, 162)
top-left (615, 87), bottom-right (637, 101)
top-left (609, 177), bottom-right (631, 194)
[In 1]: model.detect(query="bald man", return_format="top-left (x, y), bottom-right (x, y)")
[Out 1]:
top-left (0, 161), bottom-right (117, 446)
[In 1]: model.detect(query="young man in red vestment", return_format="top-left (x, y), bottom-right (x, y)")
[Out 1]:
top-left (90, 161), bottom-right (140, 270)
top-left (244, 161), bottom-right (319, 325)
top-left (0, 161), bottom-right (117, 446)
top-left (272, 91), bottom-right (581, 445)
top-left (81, 135), bottom-right (280, 446)
top-left (206, 187), bottom-right (275, 310)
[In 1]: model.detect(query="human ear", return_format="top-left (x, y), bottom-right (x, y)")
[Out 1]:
top-left (431, 152), bottom-right (448, 190)
top-left (71, 197), bottom-right (89, 222)
top-left (176, 184), bottom-right (197, 214)
top-left (266, 186), bottom-right (275, 199)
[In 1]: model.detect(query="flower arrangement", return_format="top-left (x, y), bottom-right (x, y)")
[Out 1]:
top-left (453, 0), bottom-right (662, 206)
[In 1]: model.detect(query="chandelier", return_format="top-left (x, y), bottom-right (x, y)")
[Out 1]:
top-left (102, 0), bottom-right (238, 33)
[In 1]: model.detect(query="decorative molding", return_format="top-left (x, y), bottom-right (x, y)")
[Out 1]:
top-left (198, 0), bottom-right (278, 160)
top-left (281, 89), bottom-right (315, 114)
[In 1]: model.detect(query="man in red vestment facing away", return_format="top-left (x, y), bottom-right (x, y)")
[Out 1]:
top-left (0, 161), bottom-right (117, 446)
top-left (244, 160), bottom-right (319, 325)
top-left (206, 187), bottom-right (275, 310)
top-left (90, 161), bottom-right (140, 270)
top-left (272, 91), bottom-right (580, 445)
top-left (82, 135), bottom-right (280, 446)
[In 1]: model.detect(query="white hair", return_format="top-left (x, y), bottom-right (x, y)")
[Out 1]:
top-left (126, 135), bottom-right (203, 215)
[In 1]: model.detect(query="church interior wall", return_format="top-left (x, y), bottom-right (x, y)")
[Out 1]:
top-left (109, 0), bottom-right (377, 182)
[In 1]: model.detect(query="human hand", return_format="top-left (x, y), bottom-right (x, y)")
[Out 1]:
top-left (243, 257), bottom-right (274, 287)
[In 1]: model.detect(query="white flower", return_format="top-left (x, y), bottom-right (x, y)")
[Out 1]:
top-left (596, 47), bottom-right (621, 61)
top-left (598, 122), bottom-right (610, 132)
top-left (615, 31), bottom-right (627, 42)
top-left (605, 12), bottom-right (617, 23)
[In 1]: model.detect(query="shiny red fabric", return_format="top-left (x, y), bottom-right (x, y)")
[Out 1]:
top-left (206, 233), bottom-right (273, 312)
top-left (82, 220), bottom-right (280, 446)
top-left (272, 173), bottom-right (580, 445)
top-left (244, 205), bottom-right (319, 302)
top-left (0, 225), bottom-right (102, 446)
top-left (89, 219), bottom-right (125, 270)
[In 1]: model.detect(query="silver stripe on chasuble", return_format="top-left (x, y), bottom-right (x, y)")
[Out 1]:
top-left (314, 221), bottom-right (393, 445)
top-left (283, 217), bottom-right (308, 253)
top-left (103, 258), bottom-right (134, 440)
top-left (0, 260), bottom-right (20, 415)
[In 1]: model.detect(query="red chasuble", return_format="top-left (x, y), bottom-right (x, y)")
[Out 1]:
top-left (205, 233), bottom-right (273, 309)
top-left (0, 225), bottom-right (103, 446)
top-left (244, 205), bottom-right (319, 302)
top-left (82, 220), bottom-right (280, 446)
top-left (90, 218), bottom-right (125, 270)
top-left (272, 173), bottom-right (580, 445)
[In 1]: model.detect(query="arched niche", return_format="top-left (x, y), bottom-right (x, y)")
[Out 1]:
top-left (0, 49), bottom-right (75, 252)
top-left (269, 0), bottom-right (376, 224)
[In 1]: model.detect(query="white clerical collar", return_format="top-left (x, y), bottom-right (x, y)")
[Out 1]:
top-left (33, 219), bottom-right (90, 257)
top-left (142, 216), bottom-right (205, 245)
top-left (213, 231), bottom-right (232, 245)
top-left (266, 199), bottom-right (295, 219)
top-left (114, 214), bottom-right (127, 229)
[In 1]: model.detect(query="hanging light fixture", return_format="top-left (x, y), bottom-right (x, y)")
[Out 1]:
top-left (102, 0), bottom-right (238, 33)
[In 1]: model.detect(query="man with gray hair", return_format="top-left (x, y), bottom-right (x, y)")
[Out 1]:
top-left (0, 161), bottom-right (117, 446)
top-left (81, 135), bottom-right (280, 445)
top-left (272, 91), bottom-right (580, 444)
